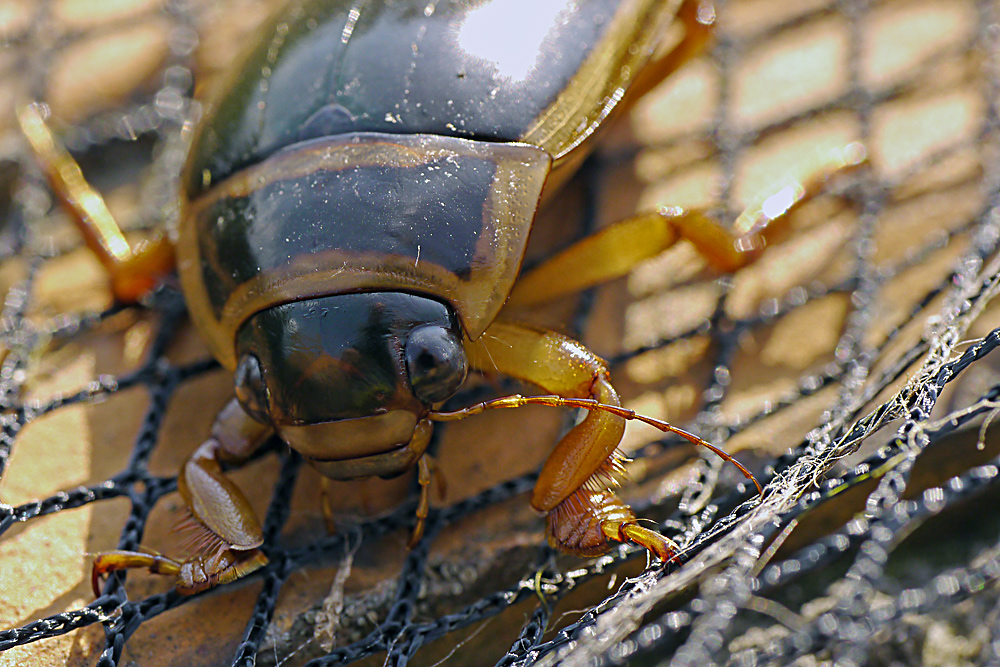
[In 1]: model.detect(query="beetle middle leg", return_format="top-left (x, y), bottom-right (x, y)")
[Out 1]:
top-left (408, 455), bottom-right (435, 547)
top-left (508, 143), bottom-right (868, 307)
top-left (93, 400), bottom-right (273, 594)
top-left (17, 104), bottom-right (174, 304)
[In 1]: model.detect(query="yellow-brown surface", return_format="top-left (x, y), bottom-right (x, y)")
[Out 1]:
top-left (1, 0), bottom-right (999, 666)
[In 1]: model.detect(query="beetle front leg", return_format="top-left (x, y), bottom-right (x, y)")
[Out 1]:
top-left (464, 321), bottom-right (676, 559)
top-left (93, 399), bottom-right (273, 595)
top-left (92, 547), bottom-right (268, 597)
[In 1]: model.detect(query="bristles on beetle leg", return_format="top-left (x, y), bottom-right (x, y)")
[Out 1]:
top-left (547, 484), bottom-right (636, 557)
top-left (174, 508), bottom-right (229, 557)
top-left (546, 450), bottom-right (681, 560)
top-left (580, 448), bottom-right (630, 496)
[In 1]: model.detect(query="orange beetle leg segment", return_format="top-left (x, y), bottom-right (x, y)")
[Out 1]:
top-left (91, 399), bottom-right (274, 595)
top-left (431, 390), bottom-right (764, 560)
top-left (728, 143), bottom-right (869, 261)
top-left (320, 477), bottom-right (339, 535)
top-left (91, 548), bottom-right (267, 596)
top-left (441, 321), bottom-right (762, 559)
top-left (92, 550), bottom-right (182, 596)
top-left (174, 548), bottom-right (269, 595)
top-left (409, 454), bottom-right (449, 546)
top-left (178, 439), bottom-right (266, 554)
top-left (547, 490), bottom-right (681, 563)
top-left (108, 239), bottom-right (175, 304)
top-left (507, 144), bottom-right (868, 307)
top-left (619, 0), bottom-right (716, 114)
top-left (461, 321), bottom-right (664, 557)
top-left (177, 399), bottom-right (273, 555)
top-left (17, 103), bottom-right (175, 304)
top-left (408, 455), bottom-right (435, 547)
top-left (464, 321), bottom-right (625, 511)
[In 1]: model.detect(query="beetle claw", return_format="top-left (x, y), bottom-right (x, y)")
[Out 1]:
top-left (175, 548), bottom-right (268, 595)
top-left (616, 523), bottom-right (682, 565)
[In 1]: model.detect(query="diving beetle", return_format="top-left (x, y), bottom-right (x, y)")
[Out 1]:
top-left (20, 0), bottom-right (865, 594)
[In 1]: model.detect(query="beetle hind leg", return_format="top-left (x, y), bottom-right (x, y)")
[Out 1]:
top-left (618, 0), bottom-right (716, 114)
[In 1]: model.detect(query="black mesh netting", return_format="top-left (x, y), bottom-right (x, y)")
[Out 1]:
top-left (3, 0), bottom-right (1000, 665)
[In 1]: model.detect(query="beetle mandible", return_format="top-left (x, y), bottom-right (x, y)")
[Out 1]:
top-left (21, 0), bottom-right (864, 594)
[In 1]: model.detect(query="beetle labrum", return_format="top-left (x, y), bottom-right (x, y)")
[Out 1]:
top-left (21, 0), bottom-right (865, 594)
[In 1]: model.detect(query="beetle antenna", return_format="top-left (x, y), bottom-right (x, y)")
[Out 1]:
top-left (429, 394), bottom-right (763, 496)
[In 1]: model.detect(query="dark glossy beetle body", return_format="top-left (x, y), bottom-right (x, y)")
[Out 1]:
top-left (184, 0), bottom-right (682, 193)
top-left (25, 0), bottom-right (821, 594)
top-left (177, 0), bottom-right (689, 478)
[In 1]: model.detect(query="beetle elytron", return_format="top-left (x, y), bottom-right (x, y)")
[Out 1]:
top-left (21, 0), bottom-right (863, 594)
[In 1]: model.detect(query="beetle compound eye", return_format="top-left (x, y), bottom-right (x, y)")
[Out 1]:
top-left (405, 325), bottom-right (468, 405)
top-left (234, 353), bottom-right (272, 423)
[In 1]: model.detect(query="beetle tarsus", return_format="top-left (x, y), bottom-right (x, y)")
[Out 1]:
top-left (90, 546), bottom-right (268, 596)
top-left (615, 523), bottom-right (681, 565)
top-left (546, 449), bottom-right (681, 563)
top-left (176, 548), bottom-right (268, 595)
top-left (545, 489), bottom-right (680, 563)
top-left (91, 549), bottom-right (183, 596)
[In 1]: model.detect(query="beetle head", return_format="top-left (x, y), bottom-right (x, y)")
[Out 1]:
top-left (233, 292), bottom-right (467, 475)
